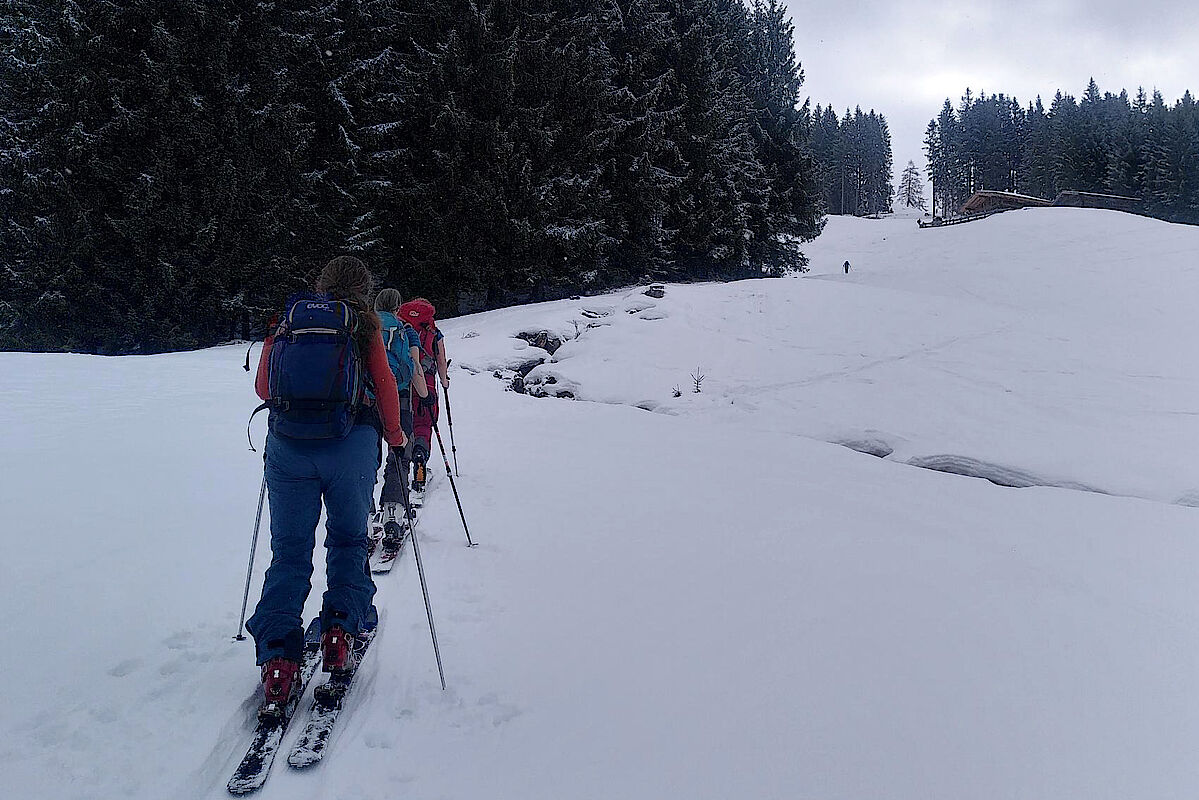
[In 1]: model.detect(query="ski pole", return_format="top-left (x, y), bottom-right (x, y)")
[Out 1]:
top-left (444, 383), bottom-right (460, 477)
top-left (234, 470), bottom-right (268, 641)
top-left (400, 479), bottom-right (446, 690)
top-left (433, 421), bottom-right (476, 547)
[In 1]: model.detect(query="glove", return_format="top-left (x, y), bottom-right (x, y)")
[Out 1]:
top-left (441, 374), bottom-right (450, 389)
top-left (384, 428), bottom-right (406, 448)
top-left (419, 393), bottom-right (436, 411)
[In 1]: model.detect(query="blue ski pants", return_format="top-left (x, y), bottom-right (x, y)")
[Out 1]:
top-left (247, 424), bottom-right (380, 665)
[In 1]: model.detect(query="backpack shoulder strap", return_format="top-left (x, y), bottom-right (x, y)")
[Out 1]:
top-left (414, 324), bottom-right (438, 373)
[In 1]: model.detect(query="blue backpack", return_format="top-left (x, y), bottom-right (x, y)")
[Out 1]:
top-left (378, 310), bottom-right (416, 391)
top-left (256, 294), bottom-right (365, 441)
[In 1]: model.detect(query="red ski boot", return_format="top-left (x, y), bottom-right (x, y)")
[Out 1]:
top-left (259, 658), bottom-right (301, 721)
top-left (321, 625), bottom-right (354, 673)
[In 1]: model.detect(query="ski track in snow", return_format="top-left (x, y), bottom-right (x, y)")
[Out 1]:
top-left (2, 209), bottom-right (1199, 799)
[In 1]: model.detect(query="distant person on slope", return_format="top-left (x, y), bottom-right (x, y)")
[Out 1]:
top-left (247, 256), bottom-right (405, 711)
top-left (844, 260), bottom-right (851, 274)
top-left (400, 297), bottom-right (449, 493)
top-left (373, 288), bottom-right (428, 546)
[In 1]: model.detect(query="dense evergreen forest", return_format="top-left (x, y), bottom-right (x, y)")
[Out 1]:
top-left (0, 0), bottom-right (860, 354)
top-left (809, 105), bottom-right (894, 216)
top-left (925, 80), bottom-right (1199, 223)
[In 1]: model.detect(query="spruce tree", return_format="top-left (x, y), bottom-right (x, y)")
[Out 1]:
top-left (601, 0), bottom-right (681, 284)
top-left (741, 0), bottom-right (822, 272)
top-left (868, 112), bottom-right (894, 213)
top-left (811, 105), bottom-right (845, 214)
top-left (1106, 89), bottom-right (1148, 199)
top-left (897, 161), bottom-right (927, 210)
top-left (1073, 78), bottom-right (1112, 192)
top-left (658, 0), bottom-right (766, 278)
top-left (1018, 97), bottom-right (1055, 199)
top-left (1149, 91), bottom-right (1199, 222)
top-left (923, 119), bottom-right (945, 216)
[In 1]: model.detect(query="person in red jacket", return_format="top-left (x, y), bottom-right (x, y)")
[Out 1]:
top-left (401, 297), bottom-right (449, 492)
top-left (248, 256), bottom-right (405, 707)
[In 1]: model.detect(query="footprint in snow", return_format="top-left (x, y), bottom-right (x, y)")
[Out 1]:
top-left (476, 694), bottom-right (523, 727)
top-left (158, 659), bottom-right (187, 676)
top-left (363, 730), bottom-right (395, 750)
top-left (163, 631), bottom-right (194, 651)
top-left (108, 658), bottom-right (143, 678)
top-left (87, 705), bottom-right (119, 724)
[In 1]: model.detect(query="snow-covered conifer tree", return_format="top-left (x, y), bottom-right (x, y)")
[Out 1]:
top-left (897, 161), bottom-right (927, 211)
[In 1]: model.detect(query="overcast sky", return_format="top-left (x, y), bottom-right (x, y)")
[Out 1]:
top-left (784, 0), bottom-right (1199, 190)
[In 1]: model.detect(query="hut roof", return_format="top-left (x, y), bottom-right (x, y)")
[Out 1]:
top-left (961, 191), bottom-right (1054, 213)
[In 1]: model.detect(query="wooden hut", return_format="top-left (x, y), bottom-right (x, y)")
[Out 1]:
top-left (1052, 191), bottom-right (1141, 212)
top-left (959, 191), bottom-right (1054, 215)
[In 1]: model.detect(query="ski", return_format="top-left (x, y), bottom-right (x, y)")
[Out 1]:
top-left (227, 618), bottom-right (321, 796)
top-left (287, 627), bottom-right (378, 769)
top-left (370, 523), bottom-right (411, 574)
top-left (366, 510), bottom-right (384, 559)
top-left (370, 499), bottom-right (418, 574)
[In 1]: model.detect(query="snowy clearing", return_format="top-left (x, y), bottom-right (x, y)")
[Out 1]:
top-left (1, 207), bottom-right (1197, 799)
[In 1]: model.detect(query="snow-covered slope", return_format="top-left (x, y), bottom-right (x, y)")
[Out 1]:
top-left (453, 208), bottom-right (1199, 505)
top-left (2, 208), bottom-right (1197, 799)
